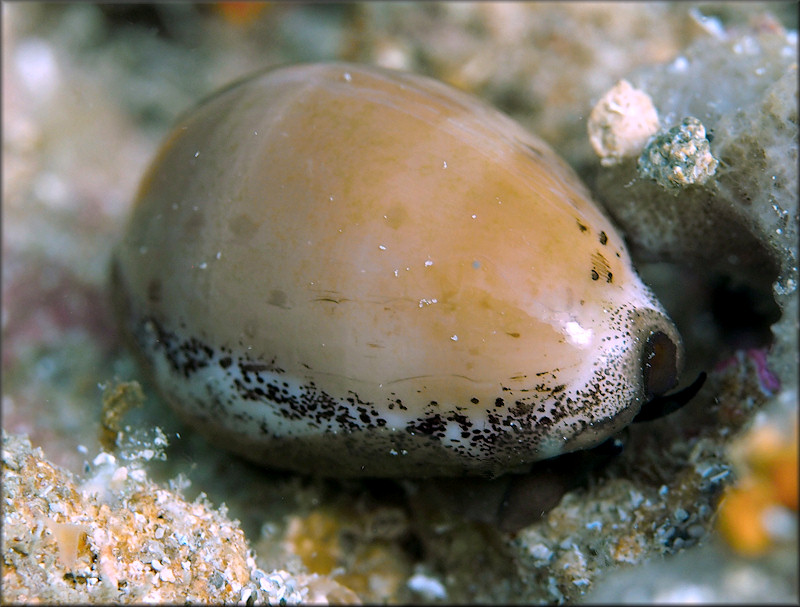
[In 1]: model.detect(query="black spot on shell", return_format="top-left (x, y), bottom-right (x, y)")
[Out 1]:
top-left (406, 414), bottom-right (447, 437)
top-left (510, 400), bottom-right (533, 416)
top-left (599, 231), bottom-right (608, 245)
top-left (591, 269), bottom-right (600, 281)
top-left (449, 413), bottom-right (470, 429)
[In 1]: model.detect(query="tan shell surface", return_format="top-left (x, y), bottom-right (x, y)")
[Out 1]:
top-left (113, 63), bottom-right (681, 476)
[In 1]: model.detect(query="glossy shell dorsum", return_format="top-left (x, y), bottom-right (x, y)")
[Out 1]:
top-left (111, 62), bottom-right (684, 477)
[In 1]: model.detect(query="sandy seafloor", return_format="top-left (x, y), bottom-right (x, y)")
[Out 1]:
top-left (2, 2), bottom-right (798, 604)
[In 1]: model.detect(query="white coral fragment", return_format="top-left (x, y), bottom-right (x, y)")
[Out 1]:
top-left (588, 80), bottom-right (661, 166)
